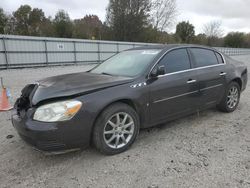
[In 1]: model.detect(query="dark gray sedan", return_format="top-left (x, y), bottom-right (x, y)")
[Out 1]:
top-left (12, 45), bottom-right (248, 155)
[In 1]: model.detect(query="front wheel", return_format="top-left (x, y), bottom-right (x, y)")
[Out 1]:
top-left (217, 81), bottom-right (241, 113)
top-left (93, 103), bottom-right (139, 155)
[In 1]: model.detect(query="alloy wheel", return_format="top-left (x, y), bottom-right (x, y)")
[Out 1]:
top-left (103, 112), bottom-right (135, 149)
top-left (227, 86), bottom-right (239, 109)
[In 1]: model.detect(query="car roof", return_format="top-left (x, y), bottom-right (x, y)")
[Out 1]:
top-left (129, 44), bottom-right (216, 52)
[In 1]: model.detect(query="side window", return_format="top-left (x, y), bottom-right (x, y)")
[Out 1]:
top-left (190, 48), bottom-right (218, 68)
top-left (215, 52), bottom-right (224, 64)
top-left (159, 49), bottom-right (191, 74)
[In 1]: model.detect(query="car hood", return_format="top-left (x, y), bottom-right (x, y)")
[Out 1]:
top-left (31, 72), bottom-right (133, 105)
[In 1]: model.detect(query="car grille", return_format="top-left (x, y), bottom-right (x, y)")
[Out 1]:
top-left (37, 141), bottom-right (66, 151)
top-left (20, 134), bottom-right (66, 151)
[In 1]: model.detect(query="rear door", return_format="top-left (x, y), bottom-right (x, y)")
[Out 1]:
top-left (149, 48), bottom-right (199, 124)
top-left (188, 48), bottom-right (227, 109)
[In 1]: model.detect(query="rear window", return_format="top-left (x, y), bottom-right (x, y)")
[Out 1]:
top-left (190, 48), bottom-right (218, 68)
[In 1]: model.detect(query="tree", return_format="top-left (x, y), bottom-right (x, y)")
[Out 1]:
top-left (106, 0), bottom-right (151, 42)
top-left (143, 25), bottom-right (159, 42)
top-left (13, 5), bottom-right (32, 35)
top-left (73, 15), bottom-right (103, 39)
top-left (54, 10), bottom-right (73, 38)
top-left (40, 17), bottom-right (55, 37)
top-left (28, 8), bottom-right (46, 35)
top-left (175, 21), bottom-right (195, 43)
top-left (243, 33), bottom-right (250, 48)
top-left (4, 15), bottom-right (15, 34)
top-left (203, 20), bottom-right (223, 46)
top-left (0, 8), bottom-right (7, 33)
top-left (193, 33), bottom-right (207, 45)
top-left (73, 19), bottom-right (87, 39)
top-left (101, 22), bottom-right (114, 40)
top-left (224, 32), bottom-right (245, 48)
top-left (150, 0), bottom-right (177, 32)
top-left (11, 5), bottom-right (47, 36)
top-left (157, 31), bottom-right (177, 44)
top-left (203, 20), bottom-right (223, 38)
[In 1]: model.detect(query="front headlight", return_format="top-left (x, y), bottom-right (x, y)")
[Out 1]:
top-left (33, 100), bottom-right (82, 122)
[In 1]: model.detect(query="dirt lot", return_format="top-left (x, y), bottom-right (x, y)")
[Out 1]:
top-left (0, 56), bottom-right (250, 188)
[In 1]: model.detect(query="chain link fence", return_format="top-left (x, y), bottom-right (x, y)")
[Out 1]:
top-left (215, 47), bottom-right (250, 56)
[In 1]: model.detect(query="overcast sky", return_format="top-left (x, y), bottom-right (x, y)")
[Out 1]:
top-left (1, 0), bottom-right (250, 35)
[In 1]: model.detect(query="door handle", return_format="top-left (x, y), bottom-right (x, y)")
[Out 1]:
top-left (187, 79), bottom-right (197, 84)
top-left (220, 72), bottom-right (227, 76)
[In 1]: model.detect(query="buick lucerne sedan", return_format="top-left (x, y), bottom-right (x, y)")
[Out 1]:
top-left (12, 45), bottom-right (248, 155)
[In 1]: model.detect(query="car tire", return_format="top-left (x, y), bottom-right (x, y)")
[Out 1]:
top-left (93, 103), bottom-right (140, 155)
top-left (217, 81), bottom-right (241, 113)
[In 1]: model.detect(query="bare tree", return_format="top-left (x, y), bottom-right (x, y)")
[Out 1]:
top-left (203, 20), bottom-right (223, 38)
top-left (151, 0), bottom-right (177, 32)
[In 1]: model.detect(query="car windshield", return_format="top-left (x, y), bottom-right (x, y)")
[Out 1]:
top-left (90, 49), bottom-right (161, 77)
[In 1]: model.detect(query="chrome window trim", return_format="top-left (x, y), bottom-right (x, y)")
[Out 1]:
top-left (214, 51), bottom-right (225, 65)
top-left (158, 64), bottom-right (225, 78)
top-left (147, 46), bottom-right (226, 79)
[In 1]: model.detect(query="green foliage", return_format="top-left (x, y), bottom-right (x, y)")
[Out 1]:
top-left (13, 5), bottom-right (32, 35)
top-left (39, 17), bottom-right (55, 37)
top-left (193, 33), bottom-right (207, 45)
top-left (243, 33), bottom-right (250, 48)
top-left (207, 36), bottom-right (224, 47)
top-left (54, 10), bottom-right (73, 38)
top-left (11, 5), bottom-right (48, 36)
top-left (73, 15), bottom-right (102, 39)
top-left (143, 26), bottom-right (159, 42)
top-left (161, 33), bottom-right (178, 44)
top-left (28, 8), bottom-right (46, 35)
top-left (106, 0), bottom-right (151, 42)
top-left (224, 32), bottom-right (245, 48)
top-left (0, 8), bottom-right (7, 33)
top-left (0, 3), bottom-right (180, 43)
top-left (175, 21), bottom-right (195, 43)
top-left (100, 23), bottom-right (114, 40)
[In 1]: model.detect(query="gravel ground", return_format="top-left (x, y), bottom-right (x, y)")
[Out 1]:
top-left (0, 56), bottom-right (250, 188)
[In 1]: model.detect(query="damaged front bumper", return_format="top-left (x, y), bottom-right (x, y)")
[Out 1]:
top-left (11, 107), bottom-right (91, 152)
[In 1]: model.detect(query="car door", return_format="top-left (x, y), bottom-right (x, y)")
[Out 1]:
top-left (188, 48), bottom-right (227, 109)
top-left (149, 48), bottom-right (199, 124)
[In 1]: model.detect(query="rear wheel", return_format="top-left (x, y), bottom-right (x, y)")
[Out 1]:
top-left (217, 82), bottom-right (240, 112)
top-left (93, 103), bottom-right (139, 155)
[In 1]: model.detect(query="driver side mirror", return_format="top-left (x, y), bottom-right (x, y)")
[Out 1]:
top-left (150, 65), bottom-right (165, 78)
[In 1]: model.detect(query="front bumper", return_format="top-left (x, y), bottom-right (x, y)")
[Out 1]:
top-left (11, 108), bottom-right (92, 152)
